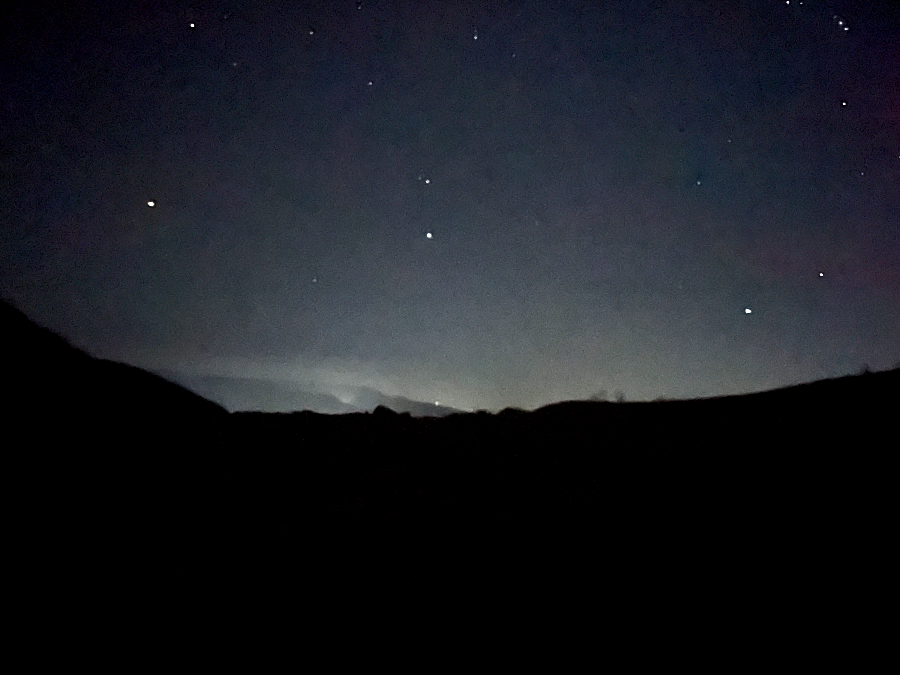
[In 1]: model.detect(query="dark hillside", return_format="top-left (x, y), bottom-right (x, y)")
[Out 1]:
top-left (3, 298), bottom-right (896, 658)
top-left (2, 299), bottom-right (226, 437)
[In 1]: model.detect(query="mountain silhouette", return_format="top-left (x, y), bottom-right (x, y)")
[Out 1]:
top-left (349, 386), bottom-right (464, 416)
top-left (3, 296), bottom-right (896, 653)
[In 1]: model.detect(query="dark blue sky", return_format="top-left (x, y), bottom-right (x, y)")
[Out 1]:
top-left (2, 0), bottom-right (898, 412)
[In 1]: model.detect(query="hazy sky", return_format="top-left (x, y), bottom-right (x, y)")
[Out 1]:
top-left (2, 0), bottom-right (898, 412)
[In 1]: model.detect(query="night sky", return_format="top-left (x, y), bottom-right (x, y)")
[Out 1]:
top-left (2, 0), bottom-right (898, 413)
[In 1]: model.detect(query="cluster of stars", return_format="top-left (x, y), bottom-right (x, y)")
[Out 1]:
top-left (782, 2), bottom-right (851, 32)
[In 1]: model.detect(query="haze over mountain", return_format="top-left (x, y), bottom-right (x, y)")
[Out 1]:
top-left (2, 295), bottom-right (459, 417)
top-left (5, 294), bottom-right (893, 418)
top-left (158, 370), bottom-right (463, 415)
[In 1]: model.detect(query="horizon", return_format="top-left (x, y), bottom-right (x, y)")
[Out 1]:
top-left (2, 0), bottom-right (898, 413)
top-left (6, 293), bottom-right (897, 417)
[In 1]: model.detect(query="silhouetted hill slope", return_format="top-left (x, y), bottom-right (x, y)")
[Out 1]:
top-left (0, 296), bottom-right (92, 372)
top-left (1, 298), bottom-right (227, 434)
top-left (0, 302), bottom-right (225, 416)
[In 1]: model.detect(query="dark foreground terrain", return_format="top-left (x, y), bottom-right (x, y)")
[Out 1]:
top-left (4, 298), bottom-right (896, 662)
